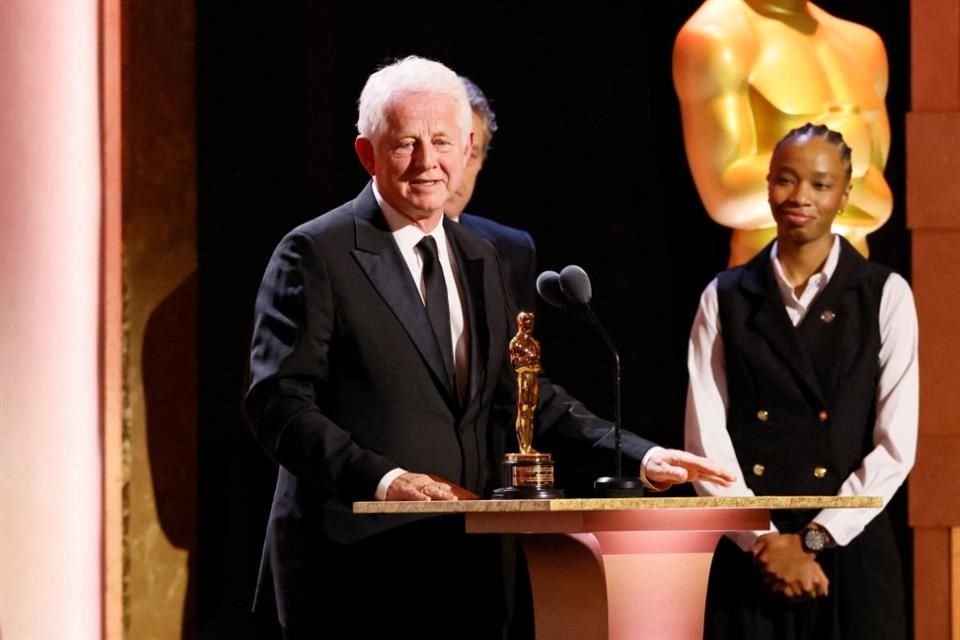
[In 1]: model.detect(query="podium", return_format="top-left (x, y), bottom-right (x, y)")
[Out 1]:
top-left (355, 496), bottom-right (880, 640)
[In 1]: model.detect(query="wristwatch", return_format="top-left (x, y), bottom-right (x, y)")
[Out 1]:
top-left (800, 525), bottom-right (831, 554)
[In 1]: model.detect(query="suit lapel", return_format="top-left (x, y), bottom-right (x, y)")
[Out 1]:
top-left (741, 249), bottom-right (826, 406)
top-left (348, 185), bottom-right (458, 405)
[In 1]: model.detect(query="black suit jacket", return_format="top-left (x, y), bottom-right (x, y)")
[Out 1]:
top-left (459, 212), bottom-right (537, 312)
top-left (245, 183), bottom-right (655, 627)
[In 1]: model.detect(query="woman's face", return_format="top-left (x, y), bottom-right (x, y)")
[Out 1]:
top-left (767, 135), bottom-right (851, 249)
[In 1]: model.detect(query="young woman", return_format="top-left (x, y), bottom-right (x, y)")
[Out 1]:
top-left (685, 123), bottom-right (918, 639)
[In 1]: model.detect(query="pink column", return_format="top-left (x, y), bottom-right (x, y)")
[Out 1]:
top-left (0, 2), bottom-right (103, 638)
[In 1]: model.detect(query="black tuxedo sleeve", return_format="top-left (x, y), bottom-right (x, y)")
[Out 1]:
top-left (245, 231), bottom-right (395, 500)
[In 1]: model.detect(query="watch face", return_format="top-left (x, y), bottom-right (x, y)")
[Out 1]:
top-left (803, 528), bottom-right (826, 552)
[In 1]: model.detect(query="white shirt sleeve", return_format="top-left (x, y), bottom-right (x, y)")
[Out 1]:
top-left (375, 468), bottom-right (408, 501)
top-left (813, 273), bottom-right (919, 545)
top-left (684, 279), bottom-right (777, 551)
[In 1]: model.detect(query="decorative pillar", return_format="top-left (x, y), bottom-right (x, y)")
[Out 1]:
top-left (908, 1), bottom-right (960, 638)
top-left (0, 2), bottom-right (103, 637)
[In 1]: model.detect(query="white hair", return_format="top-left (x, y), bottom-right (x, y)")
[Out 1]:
top-left (356, 56), bottom-right (472, 143)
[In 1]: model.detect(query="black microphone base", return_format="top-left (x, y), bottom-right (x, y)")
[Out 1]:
top-left (593, 477), bottom-right (645, 498)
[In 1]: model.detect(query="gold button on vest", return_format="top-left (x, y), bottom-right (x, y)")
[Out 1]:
top-left (818, 410), bottom-right (829, 423)
top-left (820, 309), bottom-right (836, 323)
top-left (813, 466), bottom-right (827, 479)
top-left (757, 409), bottom-right (769, 422)
top-left (752, 463), bottom-right (765, 477)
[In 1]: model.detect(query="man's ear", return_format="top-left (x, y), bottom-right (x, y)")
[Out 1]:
top-left (464, 131), bottom-right (474, 163)
top-left (355, 136), bottom-right (375, 176)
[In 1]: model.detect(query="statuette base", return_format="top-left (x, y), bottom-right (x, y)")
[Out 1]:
top-left (492, 452), bottom-right (564, 499)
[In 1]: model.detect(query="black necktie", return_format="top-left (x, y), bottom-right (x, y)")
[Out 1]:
top-left (416, 236), bottom-right (456, 390)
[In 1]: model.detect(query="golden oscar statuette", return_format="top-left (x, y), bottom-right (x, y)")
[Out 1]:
top-left (492, 312), bottom-right (564, 499)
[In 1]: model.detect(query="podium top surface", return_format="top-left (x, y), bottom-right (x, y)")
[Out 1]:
top-left (353, 495), bottom-right (882, 515)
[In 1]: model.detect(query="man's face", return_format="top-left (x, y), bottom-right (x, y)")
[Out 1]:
top-left (767, 136), bottom-right (851, 248)
top-left (444, 111), bottom-right (489, 219)
top-left (356, 92), bottom-right (471, 224)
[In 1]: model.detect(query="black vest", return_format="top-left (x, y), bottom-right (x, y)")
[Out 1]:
top-left (716, 238), bottom-right (891, 509)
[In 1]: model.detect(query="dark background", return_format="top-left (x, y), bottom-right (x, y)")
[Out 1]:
top-left (195, 2), bottom-right (912, 637)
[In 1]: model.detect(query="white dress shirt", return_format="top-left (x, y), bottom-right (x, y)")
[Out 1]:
top-left (684, 236), bottom-right (919, 550)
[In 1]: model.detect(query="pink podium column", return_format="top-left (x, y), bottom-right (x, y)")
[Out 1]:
top-left (468, 507), bottom-right (769, 640)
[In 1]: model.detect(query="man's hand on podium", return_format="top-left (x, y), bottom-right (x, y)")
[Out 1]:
top-left (384, 472), bottom-right (478, 501)
top-left (642, 449), bottom-right (737, 491)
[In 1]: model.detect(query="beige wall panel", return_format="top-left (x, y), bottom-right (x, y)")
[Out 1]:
top-left (910, 434), bottom-right (960, 526)
top-left (907, 114), bottom-right (960, 229)
top-left (911, 0), bottom-right (960, 111)
top-left (914, 528), bottom-right (952, 640)
top-left (910, 232), bottom-right (960, 439)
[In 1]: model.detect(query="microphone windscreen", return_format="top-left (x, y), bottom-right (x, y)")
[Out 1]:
top-left (559, 265), bottom-right (592, 305)
top-left (536, 271), bottom-right (565, 308)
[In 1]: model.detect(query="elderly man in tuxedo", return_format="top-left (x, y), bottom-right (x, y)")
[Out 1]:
top-left (246, 55), bottom-right (734, 639)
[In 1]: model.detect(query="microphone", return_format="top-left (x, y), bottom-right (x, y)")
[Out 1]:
top-left (557, 265), bottom-right (592, 305)
top-left (537, 266), bottom-right (643, 497)
top-left (535, 270), bottom-right (567, 309)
